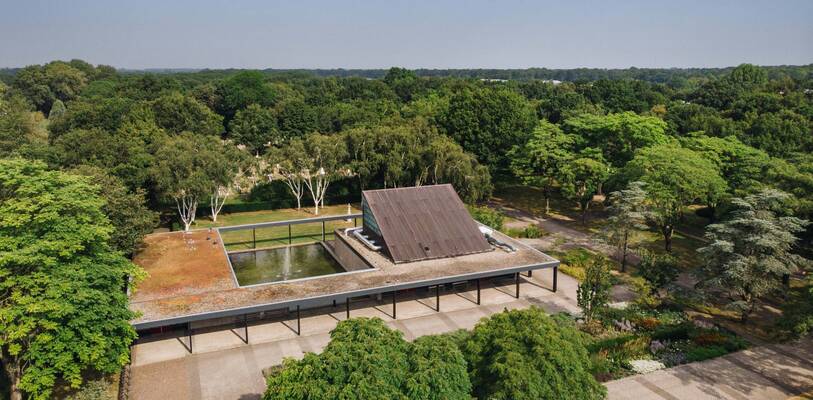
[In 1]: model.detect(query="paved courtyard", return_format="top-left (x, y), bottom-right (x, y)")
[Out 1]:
top-left (129, 269), bottom-right (577, 399)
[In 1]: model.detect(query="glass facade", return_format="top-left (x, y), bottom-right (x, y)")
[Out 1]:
top-left (362, 197), bottom-right (382, 238)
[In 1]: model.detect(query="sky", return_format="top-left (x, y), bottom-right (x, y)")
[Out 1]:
top-left (1, 0), bottom-right (812, 70)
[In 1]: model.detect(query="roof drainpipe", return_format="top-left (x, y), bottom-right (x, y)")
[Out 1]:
top-left (347, 227), bottom-right (382, 251)
top-left (478, 226), bottom-right (516, 253)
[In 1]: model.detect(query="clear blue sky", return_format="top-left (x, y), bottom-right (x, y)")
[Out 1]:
top-left (2, 0), bottom-right (811, 69)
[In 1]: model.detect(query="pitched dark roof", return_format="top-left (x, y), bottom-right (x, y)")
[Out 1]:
top-left (361, 184), bottom-right (491, 263)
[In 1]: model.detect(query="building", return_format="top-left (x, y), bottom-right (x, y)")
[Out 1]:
top-left (129, 184), bottom-right (559, 350)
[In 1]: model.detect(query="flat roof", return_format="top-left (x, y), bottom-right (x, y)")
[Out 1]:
top-left (129, 221), bottom-right (558, 330)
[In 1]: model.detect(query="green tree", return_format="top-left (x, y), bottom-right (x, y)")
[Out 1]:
top-left (621, 144), bottom-right (727, 252)
top-left (743, 110), bottom-right (812, 157)
top-left (0, 94), bottom-right (40, 156)
top-left (405, 335), bottom-right (471, 400)
top-left (508, 120), bottom-right (575, 214)
top-left (576, 257), bottom-right (613, 323)
top-left (559, 157), bottom-right (609, 225)
top-left (439, 86), bottom-right (536, 172)
top-left (562, 112), bottom-right (669, 168)
top-left (383, 67), bottom-right (420, 102)
top-left (266, 139), bottom-right (309, 210)
top-left (53, 128), bottom-right (155, 191)
top-left (464, 308), bottom-right (606, 400)
top-left (0, 159), bottom-right (143, 400)
top-left (12, 62), bottom-right (87, 113)
top-left (48, 99), bottom-right (66, 119)
top-left (69, 165), bottom-right (158, 256)
top-left (696, 189), bottom-right (810, 322)
top-left (580, 79), bottom-right (666, 114)
top-left (601, 181), bottom-right (648, 272)
top-left (150, 133), bottom-right (234, 230)
top-left (264, 318), bottom-right (409, 400)
top-left (300, 133), bottom-right (348, 215)
top-left (768, 154), bottom-right (813, 223)
top-left (229, 103), bottom-right (280, 154)
top-left (215, 70), bottom-right (276, 121)
top-left (275, 98), bottom-right (319, 140)
top-left (636, 249), bottom-right (679, 298)
top-left (680, 135), bottom-right (771, 197)
top-left (151, 91), bottom-right (224, 136)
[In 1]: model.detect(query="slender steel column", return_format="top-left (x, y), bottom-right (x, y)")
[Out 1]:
top-left (553, 266), bottom-right (558, 292)
top-left (346, 297), bottom-right (350, 319)
top-left (322, 221), bottom-right (326, 241)
top-left (288, 224), bottom-right (292, 245)
top-left (353, 217), bottom-right (357, 227)
top-left (435, 285), bottom-right (440, 312)
top-left (244, 314), bottom-right (249, 344)
top-left (527, 270), bottom-right (533, 278)
top-left (333, 299), bottom-right (337, 308)
top-left (296, 305), bottom-right (301, 335)
top-left (476, 279), bottom-right (481, 305)
top-left (187, 323), bottom-right (193, 354)
top-left (515, 272), bottom-right (520, 298)
top-left (392, 291), bottom-right (397, 319)
top-left (252, 228), bottom-right (256, 249)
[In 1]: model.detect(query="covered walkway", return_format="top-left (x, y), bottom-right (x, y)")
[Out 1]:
top-left (129, 269), bottom-right (579, 399)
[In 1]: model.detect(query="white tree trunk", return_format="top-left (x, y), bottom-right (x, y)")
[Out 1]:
top-left (305, 174), bottom-right (331, 216)
top-left (282, 175), bottom-right (304, 210)
top-left (175, 194), bottom-right (198, 232)
top-left (210, 186), bottom-right (231, 222)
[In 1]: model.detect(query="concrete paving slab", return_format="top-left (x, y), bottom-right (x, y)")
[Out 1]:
top-left (196, 348), bottom-right (265, 400)
top-left (246, 321), bottom-right (297, 343)
top-left (190, 328), bottom-right (247, 354)
top-left (443, 306), bottom-right (491, 330)
top-left (728, 346), bottom-right (813, 394)
top-left (132, 336), bottom-right (193, 367)
top-left (130, 357), bottom-right (195, 400)
top-left (682, 358), bottom-right (789, 400)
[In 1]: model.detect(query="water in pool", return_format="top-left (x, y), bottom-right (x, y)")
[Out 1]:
top-left (229, 243), bottom-right (345, 286)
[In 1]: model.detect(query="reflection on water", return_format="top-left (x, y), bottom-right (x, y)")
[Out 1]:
top-left (229, 243), bottom-right (345, 286)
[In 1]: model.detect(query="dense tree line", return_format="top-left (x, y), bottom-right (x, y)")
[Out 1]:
top-left (2, 58), bottom-right (812, 257)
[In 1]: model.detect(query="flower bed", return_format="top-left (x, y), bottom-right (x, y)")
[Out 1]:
top-left (583, 305), bottom-right (748, 381)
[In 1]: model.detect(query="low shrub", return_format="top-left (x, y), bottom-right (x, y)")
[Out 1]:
top-left (686, 345), bottom-right (728, 362)
top-left (466, 205), bottom-right (504, 231)
top-left (65, 379), bottom-right (113, 400)
top-left (562, 248), bottom-right (594, 268)
top-left (722, 335), bottom-right (749, 352)
top-left (635, 316), bottom-right (661, 331)
top-left (652, 323), bottom-right (692, 341)
top-left (690, 331), bottom-right (727, 347)
top-left (523, 225), bottom-right (543, 238)
top-left (560, 264), bottom-right (586, 282)
top-left (588, 335), bottom-right (649, 360)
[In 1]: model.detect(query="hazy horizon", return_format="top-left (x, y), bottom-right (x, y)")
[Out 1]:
top-left (2, 0), bottom-right (812, 70)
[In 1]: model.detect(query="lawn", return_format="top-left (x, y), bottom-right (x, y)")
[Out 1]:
top-left (192, 204), bottom-right (362, 251)
top-left (492, 184), bottom-right (708, 270)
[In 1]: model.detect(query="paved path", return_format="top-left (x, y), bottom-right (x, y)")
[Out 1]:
top-left (491, 200), bottom-right (643, 265)
top-left (606, 339), bottom-right (813, 400)
top-left (129, 269), bottom-right (581, 400)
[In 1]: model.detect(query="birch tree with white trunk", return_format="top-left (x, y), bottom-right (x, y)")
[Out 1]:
top-left (302, 133), bottom-right (349, 215)
top-left (151, 132), bottom-right (234, 231)
top-left (266, 140), bottom-right (309, 210)
top-left (209, 185), bottom-right (231, 222)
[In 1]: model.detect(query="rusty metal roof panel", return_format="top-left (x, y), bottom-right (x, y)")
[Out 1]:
top-left (362, 184), bottom-right (491, 263)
